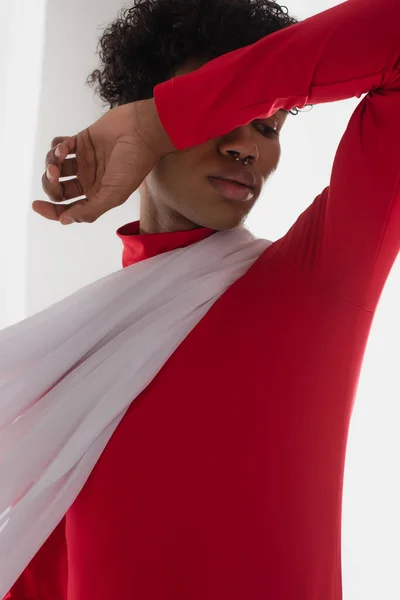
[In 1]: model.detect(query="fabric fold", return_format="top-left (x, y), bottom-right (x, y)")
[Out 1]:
top-left (0, 225), bottom-right (271, 597)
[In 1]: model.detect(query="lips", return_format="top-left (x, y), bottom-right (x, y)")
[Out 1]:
top-left (208, 170), bottom-right (256, 190)
top-left (220, 178), bottom-right (252, 189)
top-left (207, 177), bottom-right (255, 202)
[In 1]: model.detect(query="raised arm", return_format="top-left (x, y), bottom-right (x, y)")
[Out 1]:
top-left (154, 0), bottom-right (400, 310)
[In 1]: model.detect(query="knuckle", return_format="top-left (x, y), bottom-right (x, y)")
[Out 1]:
top-left (42, 174), bottom-right (62, 202)
top-left (41, 172), bottom-right (50, 190)
top-left (46, 149), bottom-right (56, 167)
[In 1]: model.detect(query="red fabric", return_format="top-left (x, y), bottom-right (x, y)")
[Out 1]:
top-left (6, 0), bottom-right (400, 598)
top-left (3, 518), bottom-right (68, 600)
top-left (116, 220), bottom-right (215, 268)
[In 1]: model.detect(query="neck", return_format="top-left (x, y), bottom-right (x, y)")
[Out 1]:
top-left (139, 189), bottom-right (203, 235)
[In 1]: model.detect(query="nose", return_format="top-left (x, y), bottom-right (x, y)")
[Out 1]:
top-left (218, 126), bottom-right (260, 163)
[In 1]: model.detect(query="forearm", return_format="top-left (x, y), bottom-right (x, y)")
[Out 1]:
top-left (153, 0), bottom-right (400, 150)
top-left (134, 97), bottom-right (177, 156)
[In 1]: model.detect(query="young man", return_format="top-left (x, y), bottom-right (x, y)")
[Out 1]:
top-left (6, 0), bottom-right (400, 598)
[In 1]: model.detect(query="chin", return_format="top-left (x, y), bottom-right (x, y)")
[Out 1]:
top-left (198, 210), bottom-right (248, 231)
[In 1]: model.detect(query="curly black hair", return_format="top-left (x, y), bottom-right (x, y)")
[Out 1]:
top-left (87, 0), bottom-right (305, 116)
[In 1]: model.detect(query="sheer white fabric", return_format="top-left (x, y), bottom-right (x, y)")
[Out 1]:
top-left (0, 225), bottom-right (271, 596)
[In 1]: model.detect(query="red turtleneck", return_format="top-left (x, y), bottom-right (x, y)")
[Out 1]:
top-left (116, 220), bottom-right (215, 267)
top-left (5, 0), bottom-right (400, 598)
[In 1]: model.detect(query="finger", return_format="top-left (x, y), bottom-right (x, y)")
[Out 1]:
top-left (46, 142), bottom-right (76, 177)
top-left (42, 163), bottom-right (82, 203)
top-left (45, 138), bottom-right (77, 183)
top-left (45, 142), bottom-right (67, 169)
top-left (32, 199), bottom-right (88, 222)
top-left (43, 137), bottom-right (78, 202)
top-left (59, 177), bottom-right (84, 201)
top-left (42, 166), bottom-right (64, 203)
top-left (42, 142), bottom-right (70, 204)
top-left (64, 137), bottom-right (155, 224)
top-left (60, 156), bottom-right (77, 178)
top-left (50, 136), bottom-right (76, 154)
top-left (45, 138), bottom-right (76, 173)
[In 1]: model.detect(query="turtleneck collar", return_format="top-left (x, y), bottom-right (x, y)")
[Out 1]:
top-left (116, 220), bottom-right (217, 268)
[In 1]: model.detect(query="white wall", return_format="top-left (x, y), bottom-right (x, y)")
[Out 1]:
top-left (2, 0), bottom-right (399, 597)
top-left (26, 0), bottom-right (137, 318)
top-left (0, 0), bottom-right (48, 328)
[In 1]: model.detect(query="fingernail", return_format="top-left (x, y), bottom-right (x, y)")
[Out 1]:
top-left (55, 145), bottom-right (62, 158)
top-left (46, 167), bottom-right (52, 180)
top-left (62, 217), bottom-right (75, 225)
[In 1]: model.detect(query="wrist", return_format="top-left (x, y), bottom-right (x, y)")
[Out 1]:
top-left (133, 97), bottom-right (176, 157)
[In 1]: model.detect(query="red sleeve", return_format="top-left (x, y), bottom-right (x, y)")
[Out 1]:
top-left (154, 0), bottom-right (400, 312)
top-left (3, 517), bottom-right (68, 600)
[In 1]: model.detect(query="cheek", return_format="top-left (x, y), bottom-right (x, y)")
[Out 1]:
top-left (145, 160), bottom-right (175, 199)
top-left (148, 151), bottom-right (203, 201)
top-left (259, 143), bottom-right (281, 179)
top-left (272, 142), bottom-right (282, 166)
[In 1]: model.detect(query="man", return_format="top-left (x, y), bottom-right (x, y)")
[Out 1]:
top-left (6, 0), bottom-right (400, 598)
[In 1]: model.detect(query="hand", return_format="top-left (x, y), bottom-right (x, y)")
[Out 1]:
top-left (32, 98), bottom-right (175, 225)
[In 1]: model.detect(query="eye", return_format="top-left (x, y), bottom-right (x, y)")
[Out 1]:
top-left (253, 120), bottom-right (279, 138)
